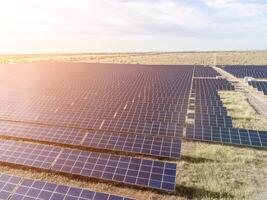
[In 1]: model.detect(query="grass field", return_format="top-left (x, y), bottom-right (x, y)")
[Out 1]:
top-left (219, 91), bottom-right (267, 131)
top-left (0, 52), bottom-right (266, 199)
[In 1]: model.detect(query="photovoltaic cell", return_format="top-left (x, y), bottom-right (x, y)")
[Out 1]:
top-left (0, 173), bottom-right (134, 200)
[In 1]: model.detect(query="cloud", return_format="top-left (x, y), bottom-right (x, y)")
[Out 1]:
top-left (0, 0), bottom-right (266, 53)
top-left (203, 0), bottom-right (267, 17)
top-left (201, 0), bottom-right (267, 38)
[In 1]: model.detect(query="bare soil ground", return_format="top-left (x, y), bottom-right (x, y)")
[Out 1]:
top-left (0, 52), bottom-right (266, 199)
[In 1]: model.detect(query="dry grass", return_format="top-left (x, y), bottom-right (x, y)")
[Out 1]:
top-left (219, 91), bottom-right (267, 130)
top-left (1, 141), bottom-right (266, 200)
top-left (1, 51), bottom-right (267, 65)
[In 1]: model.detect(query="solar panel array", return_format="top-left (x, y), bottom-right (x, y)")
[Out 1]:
top-left (193, 66), bottom-right (221, 77)
top-left (221, 65), bottom-right (267, 78)
top-left (0, 173), bottom-right (133, 200)
top-left (248, 80), bottom-right (267, 95)
top-left (189, 77), bottom-right (234, 128)
top-left (0, 63), bottom-right (266, 198)
top-left (0, 140), bottom-right (177, 192)
top-left (0, 63), bottom-right (192, 137)
top-left (185, 67), bottom-right (267, 149)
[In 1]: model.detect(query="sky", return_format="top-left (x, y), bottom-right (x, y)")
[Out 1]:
top-left (0, 0), bottom-right (267, 53)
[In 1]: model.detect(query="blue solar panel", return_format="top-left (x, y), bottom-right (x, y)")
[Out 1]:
top-left (185, 125), bottom-right (267, 149)
top-left (0, 173), bottom-right (134, 200)
top-left (0, 120), bottom-right (181, 159)
top-left (52, 149), bottom-right (177, 191)
top-left (0, 140), bottom-right (177, 192)
top-left (248, 80), bottom-right (267, 95)
top-left (221, 65), bottom-right (267, 78)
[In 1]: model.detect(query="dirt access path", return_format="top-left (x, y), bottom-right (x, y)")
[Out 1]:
top-left (213, 66), bottom-right (267, 118)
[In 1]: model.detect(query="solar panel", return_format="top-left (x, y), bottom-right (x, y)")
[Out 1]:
top-left (82, 130), bottom-right (181, 159)
top-left (193, 66), bottom-right (220, 77)
top-left (194, 114), bottom-right (233, 128)
top-left (221, 65), bottom-right (267, 78)
top-left (192, 78), bottom-right (235, 91)
top-left (0, 120), bottom-right (84, 145)
top-left (0, 114), bottom-right (184, 138)
top-left (188, 76), bottom-right (236, 131)
top-left (0, 173), bottom-right (21, 200)
top-left (248, 80), bottom-right (267, 95)
top-left (0, 173), bottom-right (134, 200)
top-left (194, 106), bottom-right (228, 116)
top-left (185, 125), bottom-right (267, 149)
top-left (52, 149), bottom-right (177, 191)
top-left (0, 140), bottom-right (61, 169)
top-left (0, 121), bottom-right (181, 159)
top-left (100, 120), bottom-right (183, 138)
top-left (0, 140), bottom-right (177, 192)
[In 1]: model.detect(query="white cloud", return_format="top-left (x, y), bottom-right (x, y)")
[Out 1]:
top-left (0, 0), bottom-right (266, 53)
top-left (203, 0), bottom-right (267, 16)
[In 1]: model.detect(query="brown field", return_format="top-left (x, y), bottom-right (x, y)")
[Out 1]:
top-left (0, 52), bottom-right (266, 200)
top-left (1, 51), bottom-right (267, 65)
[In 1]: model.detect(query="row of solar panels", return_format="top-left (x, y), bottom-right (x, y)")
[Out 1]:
top-left (220, 65), bottom-right (267, 78)
top-left (0, 140), bottom-right (177, 192)
top-left (0, 114), bottom-right (184, 138)
top-left (0, 173), bottom-right (133, 200)
top-left (248, 80), bottom-right (267, 95)
top-left (186, 124), bottom-right (267, 148)
top-left (190, 76), bottom-right (235, 130)
top-left (193, 67), bottom-right (221, 77)
top-left (0, 120), bottom-right (181, 159)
